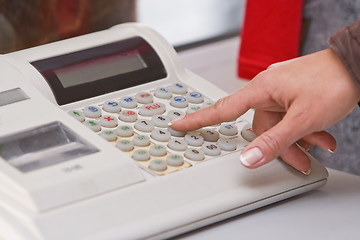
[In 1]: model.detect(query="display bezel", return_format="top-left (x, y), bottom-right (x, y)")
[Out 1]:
top-left (31, 37), bottom-right (167, 105)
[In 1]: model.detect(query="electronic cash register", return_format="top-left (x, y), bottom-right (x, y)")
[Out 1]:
top-left (0, 23), bottom-right (328, 240)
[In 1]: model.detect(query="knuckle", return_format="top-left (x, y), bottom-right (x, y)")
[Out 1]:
top-left (258, 132), bottom-right (282, 158)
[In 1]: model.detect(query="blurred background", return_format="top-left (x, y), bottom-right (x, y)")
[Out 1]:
top-left (0, 0), bottom-right (359, 175)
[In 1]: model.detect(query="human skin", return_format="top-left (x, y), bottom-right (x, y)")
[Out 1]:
top-left (170, 48), bottom-right (360, 174)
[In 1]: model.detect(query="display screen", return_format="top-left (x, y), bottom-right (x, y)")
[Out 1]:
top-left (0, 88), bottom-right (29, 107)
top-left (31, 37), bottom-right (167, 105)
top-left (54, 50), bottom-right (148, 88)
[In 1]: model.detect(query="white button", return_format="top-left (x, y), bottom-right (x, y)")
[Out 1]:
top-left (202, 143), bottom-right (221, 156)
top-left (187, 92), bottom-right (204, 103)
top-left (154, 87), bottom-right (172, 99)
top-left (100, 115), bottom-right (118, 128)
top-left (171, 82), bottom-right (188, 94)
top-left (132, 149), bottom-right (150, 161)
top-left (184, 133), bottom-right (204, 146)
top-left (139, 102), bottom-right (166, 116)
top-left (152, 115), bottom-right (171, 128)
top-left (116, 139), bottom-right (134, 151)
top-left (186, 105), bottom-right (201, 114)
top-left (170, 96), bottom-right (188, 108)
top-left (135, 92), bottom-right (153, 104)
top-left (219, 123), bottom-right (238, 136)
top-left (120, 96), bottom-right (137, 108)
top-left (99, 129), bottom-right (117, 141)
top-left (166, 154), bottom-right (184, 166)
top-left (134, 119), bottom-right (155, 132)
top-left (241, 123), bottom-right (257, 142)
top-left (151, 128), bottom-right (171, 142)
top-left (168, 127), bottom-right (186, 137)
top-left (149, 159), bottom-right (167, 171)
top-left (167, 138), bottom-right (188, 151)
top-left (202, 100), bottom-right (213, 108)
top-left (118, 110), bottom-right (137, 122)
top-left (103, 100), bottom-right (121, 113)
top-left (83, 119), bottom-right (101, 132)
top-left (117, 125), bottom-right (134, 137)
top-left (68, 110), bottom-right (85, 122)
top-left (200, 128), bottom-right (219, 142)
top-left (84, 106), bottom-right (101, 118)
top-left (185, 148), bottom-right (205, 161)
top-left (167, 110), bottom-right (185, 121)
top-left (133, 135), bottom-right (150, 147)
top-left (150, 144), bottom-right (167, 156)
top-left (217, 138), bottom-right (237, 151)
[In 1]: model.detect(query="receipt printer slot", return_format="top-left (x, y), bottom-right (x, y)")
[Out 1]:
top-left (0, 122), bottom-right (99, 173)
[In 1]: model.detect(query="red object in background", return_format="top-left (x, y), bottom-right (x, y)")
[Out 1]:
top-left (238, 0), bottom-right (304, 80)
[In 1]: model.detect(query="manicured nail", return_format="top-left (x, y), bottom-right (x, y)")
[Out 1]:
top-left (301, 169), bottom-right (311, 176)
top-left (328, 148), bottom-right (337, 153)
top-left (240, 147), bottom-right (263, 166)
top-left (169, 116), bottom-right (185, 127)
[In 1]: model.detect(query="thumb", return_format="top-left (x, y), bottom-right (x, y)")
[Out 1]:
top-left (239, 107), bottom-right (313, 170)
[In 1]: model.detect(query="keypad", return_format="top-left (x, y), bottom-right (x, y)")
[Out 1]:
top-left (68, 82), bottom-right (255, 176)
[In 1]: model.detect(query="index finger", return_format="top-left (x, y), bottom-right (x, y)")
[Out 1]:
top-left (170, 83), bottom-right (263, 131)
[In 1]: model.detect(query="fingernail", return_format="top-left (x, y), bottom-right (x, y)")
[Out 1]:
top-left (328, 148), bottom-right (337, 153)
top-left (301, 169), bottom-right (311, 176)
top-left (240, 147), bottom-right (263, 166)
top-left (169, 116), bottom-right (185, 126)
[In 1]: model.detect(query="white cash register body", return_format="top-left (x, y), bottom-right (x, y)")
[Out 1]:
top-left (0, 23), bottom-right (328, 240)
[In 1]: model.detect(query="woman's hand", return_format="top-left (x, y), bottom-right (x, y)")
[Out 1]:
top-left (170, 48), bottom-right (360, 174)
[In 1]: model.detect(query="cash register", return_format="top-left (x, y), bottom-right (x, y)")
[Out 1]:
top-left (0, 23), bottom-right (328, 240)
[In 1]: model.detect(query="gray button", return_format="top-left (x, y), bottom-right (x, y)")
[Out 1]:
top-left (170, 96), bottom-right (188, 108)
top-left (99, 129), bottom-right (117, 141)
top-left (151, 128), bottom-right (171, 142)
top-left (154, 87), bottom-right (172, 99)
top-left (185, 148), bottom-right (205, 161)
top-left (149, 159), bottom-right (167, 171)
top-left (186, 105), bottom-right (201, 114)
top-left (167, 110), bottom-right (185, 120)
top-left (202, 143), bottom-right (221, 156)
top-left (168, 127), bottom-right (186, 137)
top-left (152, 115), bottom-right (171, 128)
top-left (120, 96), bottom-right (137, 108)
top-left (201, 100), bottom-right (213, 108)
top-left (133, 135), bottom-right (151, 147)
top-left (167, 138), bottom-right (188, 151)
top-left (134, 119), bottom-right (155, 132)
top-left (219, 123), bottom-right (238, 136)
top-left (118, 110), bottom-right (137, 122)
top-left (150, 144), bottom-right (167, 156)
top-left (68, 110), bottom-right (85, 122)
top-left (117, 125), bottom-right (134, 137)
top-left (217, 138), bottom-right (237, 151)
top-left (83, 119), bottom-right (101, 132)
top-left (166, 154), bottom-right (184, 166)
top-left (100, 115), bottom-right (118, 128)
top-left (184, 133), bottom-right (204, 146)
top-left (116, 139), bottom-right (134, 151)
top-left (187, 91), bottom-right (204, 103)
top-left (119, 110), bottom-right (137, 122)
top-left (241, 123), bottom-right (257, 142)
top-left (171, 82), bottom-right (188, 94)
top-left (103, 100), bottom-right (121, 113)
top-left (133, 149), bottom-right (150, 161)
top-left (84, 106), bottom-right (101, 118)
top-left (200, 128), bottom-right (219, 142)
top-left (135, 92), bottom-right (153, 104)
top-left (139, 102), bottom-right (166, 116)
